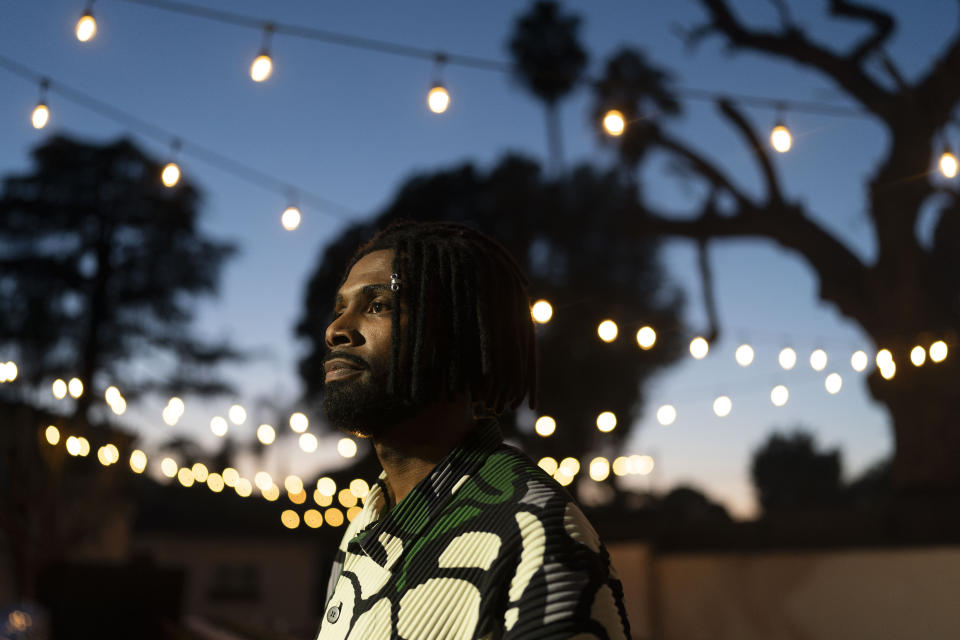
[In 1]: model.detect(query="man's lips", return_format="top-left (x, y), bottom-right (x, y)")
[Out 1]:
top-left (324, 358), bottom-right (364, 382)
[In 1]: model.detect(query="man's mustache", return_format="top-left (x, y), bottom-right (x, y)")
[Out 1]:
top-left (322, 351), bottom-right (369, 370)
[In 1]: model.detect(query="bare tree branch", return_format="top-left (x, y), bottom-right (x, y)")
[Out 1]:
top-left (828, 0), bottom-right (895, 62)
top-left (915, 25), bottom-right (960, 128)
top-left (696, 0), bottom-right (894, 120)
top-left (654, 131), bottom-right (753, 210)
top-left (717, 98), bottom-right (784, 204)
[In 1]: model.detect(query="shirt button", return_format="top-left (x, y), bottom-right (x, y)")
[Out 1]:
top-left (326, 604), bottom-right (341, 623)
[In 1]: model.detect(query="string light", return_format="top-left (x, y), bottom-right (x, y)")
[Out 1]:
top-left (337, 437), bottom-right (357, 458)
top-left (770, 121), bottom-right (792, 153)
top-left (349, 478), bottom-right (369, 499)
top-left (656, 404), bottom-right (677, 426)
top-left (595, 411), bottom-right (617, 433)
top-left (612, 456), bottom-right (629, 476)
top-left (876, 348), bottom-right (895, 380)
top-left (559, 457), bottom-right (580, 476)
top-left (632, 455), bottom-right (655, 476)
top-left (207, 473), bottom-right (225, 492)
top-left (289, 411), bottom-right (308, 433)
top-left (530, 300), bottom-right (553, 324)
top-left (589, 457), bottom-right (610, 482)
top-left (51, 379), bottom-right (67, 399)
top-left (534, 415), bottom-right (556, 437)
top-left (235, 478), bottom-right (253, 497)
top-left (712, 395), bottom-right (732, 417)
top-left (75, 2), bottom-right (97, 43)
top-left (160, 457), bottom-right (178, 478)
top-left (228, 403), bottom-right (247, 425)
top-left (325, 507), bottom-right (344, 527)
top-left (281, 205), bottom-right (301, 231)
top-left (427, 54), bottom-right (450, 114)
top-left (538, 457), bottom-right (558, 475)
top-left (254, 471), bottom-right (273, 491)
top-left (256, 423), bottom-right (276, 445)
top-left (129, 449), bottom-right (147, 473)
top-left (939, 146), bottom-right (958, 179)
top-left (602, 109), bottom-right (626, 137)
top-left (222, 468), bottom-right (239, 487)
top-left (177, 468), bottom-right (194, 488)
top-left (209, 416), bottom-right (228, 437)
top-left (68, 377), bottom-right (84, 398)
top-left (0, 361), bottom-right (18, 383)
top-left (825, 372), bottom-right (842, 394)
top-left (735, 343), bottom-right (754, 366)
top-left (316, 477), bottom-right (336, 497)
top-left (161, 139), bottom-right (181, 187)
top-left (930, 340), bottom-right (948, 363)
top-left (689, 336), bottom-right (709, 359)
top-left (597, 320), bottom-right (618, 342)
top-left (45, 425), bottom-right (61, 445)
top-left (809, 348), bottom-right (828, 371)
top-left (910, 345), bottom-right (926, 367)
top-left (31, 79), bottom-right (50, 129)
top-left (850, 350), bottom-right (868, 372)
top-left (636, 326), bottom-right (656, 350)
top-left (298, 432), bottom-right (318, 452)
top-left (778, 347), bottom-right (797, 370)
top-left (250, 24), bottom-right (275, 82)
top-left (770, 384), bottom-right (789, 406)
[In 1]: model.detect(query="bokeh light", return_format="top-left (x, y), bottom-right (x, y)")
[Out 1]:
top-left (304, 509), bottom-right (323, 528)
top-left (559, 457), bottom-right (580, 476)
top-left (713, 395), bottom-right (732, 417)
top-left (191, 462), bottom-right (209, 483)
top-left (530, 299), bottom-right (553, 324)
top-left (597, 320), bottom-right (618, 342)
top-left (177, 467), bottom-right (195, 487)
top-left (254, 471), bottom-right (273, 491)
top-left (68, 377), bottom-right (83, 398)
top-left (930, 340), bottom-right (948, 363)
top-left (32, 103), bottom-right (49, 129)
top-left (337, 437), bottom-right (358, 458)
top-left (770, 384), bottom-right (789, 406)
top-left (778, 347), bottom-right (797, 370)
top-left (280, 509), bottom-right (300, 529)
top-left (809, 349), bottom-right (828, 371)
top-left (427, 84), bottom-right (450, 113)
top-left (347, 506), bottom-right (363, 522)
top-left (235, 478), bottom-right (253, 497)
top-left (250, 53), bottom-right (273, 82)
top-left (596, 411), bottom-right (617, 433)
top-left (534, 416), bottom-right (556, 437)
top-left (325, 507), bottom-right (345, 527)
top-left (160, 457), bottom-right (178, 478)
top-left (603, 109), bottom-right (625, 136)
top-left (656, 404), bottom-right (676, 426)
top-left (299, 432), bottom-right (318, 452)
top-left (589, 457), bottom-right (610, 482)
top-left (770, 124), bottom-right (792, 152)
top-left (910, 345), bottom-right (926, 367)
top-left (825, 372), bottom-right (842, 394)
top-left (209, 416), bottom-right (228, 437)
top-left (75, 12), bottom-right (96, 42)
top-left (52, 378), bottom-right (67, 399)
top-left (537, 457), bottom-right (558, 475)
top-left (349, 478), bottom-right (370, 500)
top-left (940, 150), bottom-right (959, 178)
top-left (612, 456), bottom-right (630, 476)
top-left (261, 484), bottom-right (280, 501)
top-left (207, 472), bottom-right (224, 492)
top-left (228, 404), bottom-right (247, 425)
top-left (289, 412), bottom-right (308, 433)
top-left (338, 488), bottom-right (358, 508)
top-left (850, 350), bottom-right (868, 372)
top-left (636, 326), bottom-right (656, 350)
top-left (45, 425), bottom-right (60, 445)
top-left (284, 475), bottom-right (304, 495)
top-left (735, 344), bottom-right (754, 366)
top-left (316, 477), bottom-right (336, 497)
top-left (257, 424), bottom-right (276, 445)
top-left (161, 162), bottom-right (180, 187)
top-left (281, 206), bottom-right (301, 231)
top-left (222, 467), bottom-right (239, 487)
top-left (129, 450), bottom-right (147, 474)
top-left (689, 337), bottom-right (709, 359)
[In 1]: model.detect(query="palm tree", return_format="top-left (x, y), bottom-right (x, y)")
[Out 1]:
top-left (508, 1), bottom-right (588, 176)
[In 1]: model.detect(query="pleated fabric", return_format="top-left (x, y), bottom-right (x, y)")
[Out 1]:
top-left (315, 420), bottom-right (630, 640)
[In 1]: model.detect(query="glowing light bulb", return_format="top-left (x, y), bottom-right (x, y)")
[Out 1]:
top-left (161, 162), bottom-right (180, 187)
top-left (910, 345), bottom-right (926, 367)
top-left (304, 509), bottom-right (323, 528)
top-left (68, 377), bottom-right (83, 398)
top-left (880, 361), bottom-right (896, 380)
top-left (299, 432), bottom-right (318, 452)
top-left (76, 11), bottom-right (97, 42)
top-left (770, 384), bottom-right (789, 407)
top-left (713, 395), bottom-right (732, 417)
top-left (635, 455), bottom-right (655, 475)
top-left (930, 340), bottom-right (948, 363)
top-left (940, 150), bottom-right (959, 178)
top-left (656, 404), bottom-right (676, 426)
top-left (825, 372), bottom-right (842, 394)
top-left (603, 109), bottom-right (625, 137)
top-left (31, 103), bottom-right (49, 129)
top-left (735, 344), bottom-right (754, 366)
top-left (254, 471), bottom-right (273, 491)
top-left (129, 449), bottom-right (147, 473)
top-left (160, 457), bottom-right (178, 478)
top-left (209, 416), bottom-right (228, 437)
top-left (45, 425), bottom-right (61, 445)
top-left (612, 456), bottom-right (630, 477)
top-left (778, 347), bottom-right (797, 370)
top-left (338, 437), bottom-right (357, 458)
top-left (228, 404), bottom-right (247, 425)
top-left (289, 412), bottom-right (308, 433)
top-left (284, 475), bottom-right (304, 495)
top-left (281, 206), bottom-right (301, 230)
top-left (596, 411), bottom-right (617, 433)
top-left (530, 300), bottom-right (553, 324)
top-left (809, 349), bottom-right (828, 371)
top-left (207, 473), bottom-right (224, 492)
top-left (559, 457), bottom-right (580, 476)
top-left (770, 124), bottom-right (792, 153)
top-left (636, 326), bottom-right (656, 350)
top-left (850, 350), bottom-right (868, 372)
top-left (222, 468), bottom-right (239, 487)
top-left (316, 477), bottom-right (336, 497)
top-left (349, 478), bottom-right (369, 499)
top-left (235, 478), bottom-right (253, 497)
top-left (597, 320), bottom-right (618, 342)
top-left (534, 416), bottom-right (556, 437)
top-left (256, 424), bottom-right (275, 445)
top-left (325, 507), bottom-right (344, 527)
top-left (52, 378), bottom-right (67, 399)
top-left (250, 53), bottom-right (273, 82)
top-left (589, 457), bottom-right (610, 482)
top-left (427, 84), bottom-right (450, 113)
top-left (689, 337), bottom-right (709, 359)
top-left (876, 348), bottom-right (894, 369)
top-left (537, 457), bottom-right (558, 475)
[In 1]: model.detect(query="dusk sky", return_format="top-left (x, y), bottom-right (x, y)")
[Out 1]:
top-left (3, 1), bottom-right (952, 518)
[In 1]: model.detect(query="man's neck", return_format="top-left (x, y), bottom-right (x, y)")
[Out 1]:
top-left (372, 398), bottom-right (475, 508)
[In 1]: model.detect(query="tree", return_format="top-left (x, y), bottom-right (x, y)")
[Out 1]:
top-left (751, 429), bottom-right (842, 514)
top-left (0, 135), bottom-right (239, 419)
top-left (508, 1), bottom-right (588, 176)
top-left (589, 1), bottom-right (960, 497)
top-left (296, 155), bottom-right (684, 466)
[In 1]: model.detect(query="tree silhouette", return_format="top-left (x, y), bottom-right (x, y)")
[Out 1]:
top-left (0, 135), bottom-right (239, 419)
top-left (589, 1), bottom-right (960, 497)
top-left (751, 429), bottom-right (842, 514)
top-left (508, 1), bottom-right (588, 176)
top-left (297, 155), bottom-right (684, 469)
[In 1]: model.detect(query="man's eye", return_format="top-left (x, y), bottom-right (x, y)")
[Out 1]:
top-left (369, 301), bottom-right (388, 314)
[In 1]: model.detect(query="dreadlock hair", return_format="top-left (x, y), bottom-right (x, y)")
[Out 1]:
top-left (343, 220), bottom-right (537, 415)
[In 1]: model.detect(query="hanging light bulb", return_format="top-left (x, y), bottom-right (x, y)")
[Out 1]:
top-left (161, 139), bottom-right (181, 188)
top-left (770, 118), bottom-right (792, 153)
top-left (603, 109), bottom-right (626, 137)
top-left (427, 54), bottom-right (450, 114)
top-left (939, 145), bottom-right (958, 178)
top-left (281, 205), bottom-right (301, 231)
top-left (76, 2), bottom-right (97, 42)
top-left (250, 24), bottom-right (275, 82)
top-left (31, 80), bottom-right (51, 129)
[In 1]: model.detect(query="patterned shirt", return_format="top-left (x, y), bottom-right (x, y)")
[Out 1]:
top-left (314, 420), bottom-right (630, 640)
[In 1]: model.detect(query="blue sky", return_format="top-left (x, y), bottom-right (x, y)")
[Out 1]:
top-left (2, 1), bottom-right (953, 517)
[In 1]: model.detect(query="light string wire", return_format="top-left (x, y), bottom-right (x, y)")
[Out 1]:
top-left (0, 52), bottom-right (361, 222)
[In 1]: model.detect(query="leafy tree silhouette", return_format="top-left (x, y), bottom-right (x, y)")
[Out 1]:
top-left (751, 429), bottom-right (842, 514)
top-left (297, 155), bottom-right (684, 473)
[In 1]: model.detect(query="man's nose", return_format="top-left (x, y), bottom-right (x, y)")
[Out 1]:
top-left (325, 312), bottom-right (361, 348)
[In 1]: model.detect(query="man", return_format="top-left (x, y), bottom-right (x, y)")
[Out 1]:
top-left (315, 221), bottom-right (630, 640)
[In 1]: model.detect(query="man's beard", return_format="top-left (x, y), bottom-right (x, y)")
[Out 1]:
top-left (322, 356), bottom-right (424, 439)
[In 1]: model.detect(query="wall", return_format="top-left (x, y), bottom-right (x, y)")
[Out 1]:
top-left (607, 543), bottom-right (960, 640)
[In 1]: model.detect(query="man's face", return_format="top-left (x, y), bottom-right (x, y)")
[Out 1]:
top-left (322, 249), bottom-right (420, 437)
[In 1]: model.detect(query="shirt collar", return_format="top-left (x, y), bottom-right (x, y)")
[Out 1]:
top-left (351, 418), bottom-right (503, 556)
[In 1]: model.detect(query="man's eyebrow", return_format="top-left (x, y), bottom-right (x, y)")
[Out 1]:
top-left (333, 283), bottom-right (394, 309)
